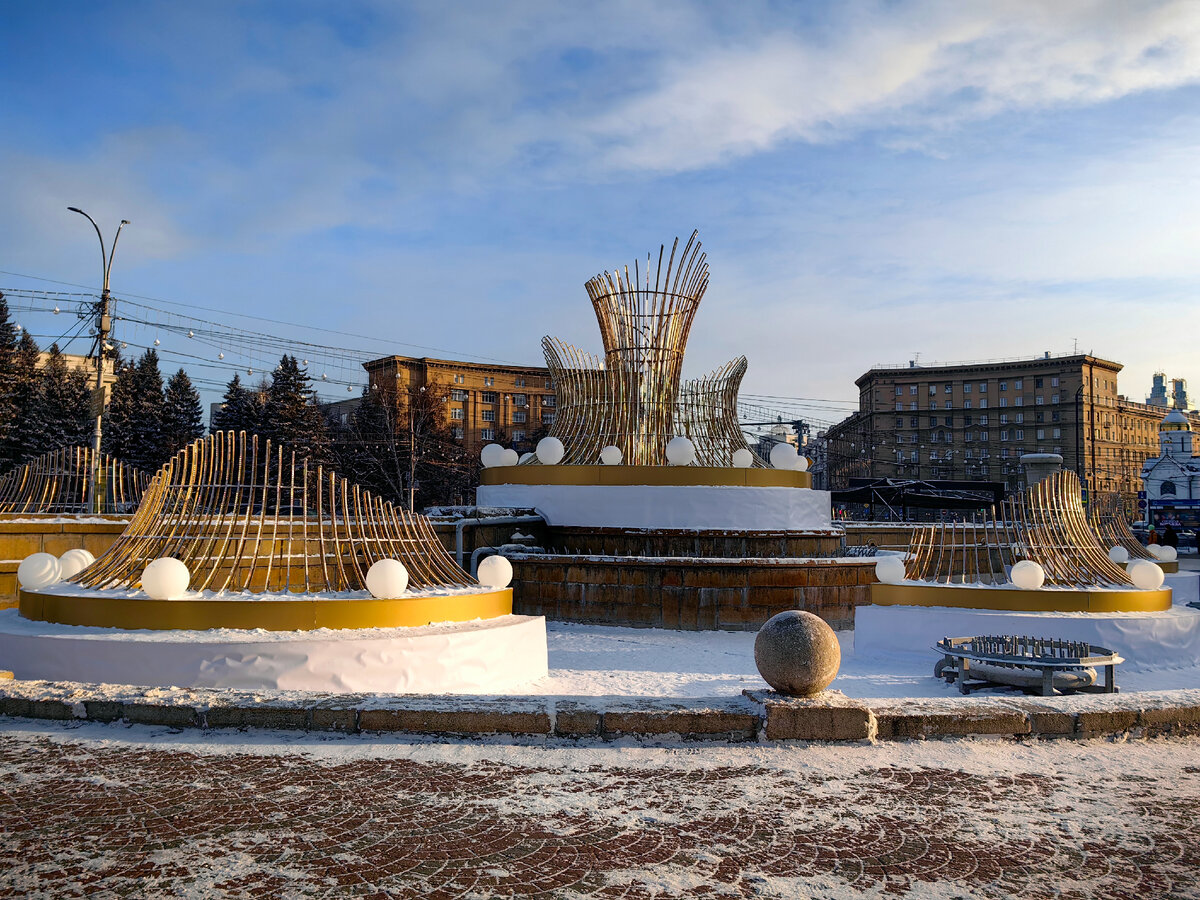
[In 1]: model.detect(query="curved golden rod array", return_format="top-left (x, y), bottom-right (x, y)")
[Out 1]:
top-left (0, 447), bottom-right (149, 515)
top-left (1090, 492), bottom-right (1155, 561)
top-left (74, 431), bottom-right (476, 595)
top-left (542, 232), bottom-right (757, 467)
top-left (905, 471), bottom-right (1132, 587)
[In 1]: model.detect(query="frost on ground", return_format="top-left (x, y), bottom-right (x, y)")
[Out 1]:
top-left (0, 719), bottom-right (1198, 899)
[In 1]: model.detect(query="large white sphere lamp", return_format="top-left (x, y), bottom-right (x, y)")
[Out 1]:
top-left (732, 448), bottom-right (753, 468)
top-left (18, 553), bottom-right (61, 590)
top-left (600, 445), bottom-right (623, 465)
top-left (366, 559), bottom-right (409, 598)
top-left (141, 558), bottom-right (191, 600)
top-left (477, 554), bottom-right (513, 589)
top-left (874, 555), bottom-right (906, 584)
top-left (1128, 559), bottom-right (1165, 590)
top-left (665, 436), bottom-right (696, 466)
top-left (480, 443), bottom-right (506, 468)
top-left (1010, 560), bottom-right (1046, 590)
top-left (769, 442), bottom-right (798, 470)
top-left (58, 548), bottom-right (96, 580)
top-left (1107, 546), bottom-right (1130, 564)
top-left (536, 436), bottom-right (565, 465)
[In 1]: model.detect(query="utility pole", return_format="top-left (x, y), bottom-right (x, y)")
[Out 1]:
top-left (68, 208), bottom-right (129, 514)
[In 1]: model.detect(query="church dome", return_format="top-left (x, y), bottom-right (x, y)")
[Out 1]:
top-left (1160, 408), bottom-right (1191, 431)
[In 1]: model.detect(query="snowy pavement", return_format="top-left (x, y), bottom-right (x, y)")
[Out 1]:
top-left (1, 720), bottom-right (1198, 899)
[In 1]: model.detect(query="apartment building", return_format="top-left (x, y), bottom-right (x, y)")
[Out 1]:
top-left (824, 352), bottom-right (1197, 508)
top-left (362, 355), bottom-right (555, 454)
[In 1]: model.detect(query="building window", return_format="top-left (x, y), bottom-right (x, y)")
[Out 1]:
top-left (1053, 427), bottom-right (1061, 438)
top-left (450, 389), bottom-right (468, 401)
top-left (1000, 381), bottom-right (1007, 391)
top-left (453, 426), bottom-right (464, 439)
top-left (979, 399), bottom-right (988, 409)
top-left (1035, 378), bottom-right (1043, 388)
top-left (1035, 411), bottom-right (1044, 423)
top-left (910, 417), bottom-right (918, 428)
top-left (512, 430), bottom-right (526, 442)
top-left (542, 395), bottom-right (556, 407)
top-left (1051, 393), bottom-right (1059, 404)
top-left (895, 417), bottom-right (903, 428)
top-left (964, 383), bottom-right (972, 393)
top-left (909, 385), bottom-right (917, 395)
top-left (896, 386), bottom-right (903, 395)
top-left (1000, 414), bottom-right (1008, 425)
top-left (513, 394), bottom-right (527, 407)
top-left (515, 377), bottom-right (525, 387)
top-left (929, 385), bottom-right (937, 395)
top-left (450, 408), bottom-right (464, 420)
top-left (1000, 398), bottom-right (1008, 408)
top-left (1162, 481), bottom-right (1178, 496)
top-left (980, 382), bottom-right (988, 393)
top-left (929, 416), bottom-right (938, 426)
top-left (966, 431), bottom-right (974, 442)
top-left (1015, 397), bottom-right (1023, 406)
top-left (964, 399), bottom-right (972, 409)
top-left (896, 402), bottom-right (904, 411)
top-left (1015, 429), bottom-right (1024, 440)
top-left (1015, 379), bottom-right (1023, 390)
top-left (481, 391), bottom-right (498, 403)
top-left (965, 415), bottom-right (973, 426)
top-left (1051, 377), bottom-right (1060, 387)
top-left (1015, 412), bottom-right (1024, 424)
top-left (909, 401), bottom-right (917, 411)
top-left (484, 377), bottom-right (495, 387)
top-left (980, 415), bottom-right (989, 425)
top-left (1052, 411), bottom-right (1061, 422)
top-left (1037, 429), bottom-right (1045, 439)
top-left (910, 450), bottom-right (918, 461)
top-left (454, 374), bottom-right (465, 384)
top-left (944, 384), bottom-right (952, 394)
top-left (481, 410), bottom-right (496, 422)
top-left (542, 412), bottom-right (556, 425)
top-left (513, 411), bottom-right (527, 423)
top-left (480, 428), bottom-right (495, 441)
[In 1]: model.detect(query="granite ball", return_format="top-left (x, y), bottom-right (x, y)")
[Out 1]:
top-left (754, 610), bottom-right (841, 697)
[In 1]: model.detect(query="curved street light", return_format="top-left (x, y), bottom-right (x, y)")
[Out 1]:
top-left (68, 207), bottom-right (130, 513)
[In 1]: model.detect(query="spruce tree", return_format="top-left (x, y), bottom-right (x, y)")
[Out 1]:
top-left (2, 332), bottom-right (43, 467)
top-left (102, 348), bottom-right (167, 471)
top-left (263, 355), bottom-right (330, 464)
top-left (211, 373), bottom-right (263, 437)
top-left (162, 369), bottom-right (205, 457)
top-left (25, 344), bottom-right (92, 458)
top-left (0, 294), bottom-right (19, 467)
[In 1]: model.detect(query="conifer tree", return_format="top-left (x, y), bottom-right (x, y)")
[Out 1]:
top-left (0, 294), bottom-right (19, 466)
top-left (162, 368), bottom-right (205, 457)
top-left (27, 344), bottom-right (92, 456)
top-left (102, 348), bottom-right (167, 471)
top-left (211, 373), bottom-right (264, 437)
top-left (1, 331), bottom-right (43, 467)
top-left (263, 355), bottom-right (330, 464)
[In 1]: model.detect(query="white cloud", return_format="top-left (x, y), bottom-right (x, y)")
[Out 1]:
top-left (587, 0), bottom-right (1200, 172)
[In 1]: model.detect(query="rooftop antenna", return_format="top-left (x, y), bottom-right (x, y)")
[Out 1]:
top-left (1073, 337), bottom-right (1078, 354)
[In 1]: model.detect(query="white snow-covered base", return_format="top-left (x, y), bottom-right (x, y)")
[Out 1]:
top-left (0, 610), bottom-right (548, 693)
top-left (855, 596), bottom-right (1200, 670)
top-left (476, 483), bottom-right (833, 531)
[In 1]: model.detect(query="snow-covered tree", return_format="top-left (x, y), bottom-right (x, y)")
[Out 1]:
top-left (162, 368), bottom-right (205, 457)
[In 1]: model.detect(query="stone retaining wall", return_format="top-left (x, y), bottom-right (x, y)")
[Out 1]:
top-left (0, 519), bottom-right (129, 605)
top-left (1, 680), bottom-right (1196, 743)
top-left (510, 556), bottom-right (878, 631)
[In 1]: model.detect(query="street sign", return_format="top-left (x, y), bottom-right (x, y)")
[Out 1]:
top-left (1137, 490), bottom-right (1147, 500)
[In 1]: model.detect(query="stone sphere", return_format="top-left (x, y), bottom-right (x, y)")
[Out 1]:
top-left (18, 553), bottom-right (61, 590)
top-left (366, 559), bottom-right (409, 598)
top-left (1108, 545), bottom-right (1130, 564)
top-left (536, 436), bottom-right (565, 465)
top-left (1010, 559), bottom-right (1046, 590)
top-left (1158, 545), bottom-right (1179, 562)
top-left (600, 445), bottom-right (623, 466)
top-left (754, 610), bottom-right (841, 697)
top-left (480, 443), bottom-right (506, 468)
top-left (1129, 559), bottom-right (1165, 590)
top-left (501, 448), bottom-right (520, 467)
top-left (477, 554), bottom-right (513, 589)
top-left (141, 557), bottom-right (190, 600)
top-left (731, 448), bottom-right (753, 468)
top-left (665, 436), bottom-right (696, 466)
top-left (874, 555), bottom-right (906, 584)
top-left (769, 442), bottom-right (798, 470)
top-left (58, 548), bottom-right (96, 580)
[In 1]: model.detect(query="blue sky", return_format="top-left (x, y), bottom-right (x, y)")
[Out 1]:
top-left (3, 0), bottom-right (1200, 426)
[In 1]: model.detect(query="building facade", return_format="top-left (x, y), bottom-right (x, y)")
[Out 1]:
top-left (362, 355), bottom-right (555, 455)
top-left (1140, 408), bottom-right (1200, 527)
top-left (824, 352), bottom-right (1198, 511)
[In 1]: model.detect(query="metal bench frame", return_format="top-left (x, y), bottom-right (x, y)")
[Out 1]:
top-left (934, 635), bottom-right (1123, 696)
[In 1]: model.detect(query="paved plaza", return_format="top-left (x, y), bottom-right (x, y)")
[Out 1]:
top-left (0, 721), bottom-right (1197, 899)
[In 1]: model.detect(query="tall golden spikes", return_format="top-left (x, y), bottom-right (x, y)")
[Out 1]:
top-left (0, 447), bottom-right (149, 515)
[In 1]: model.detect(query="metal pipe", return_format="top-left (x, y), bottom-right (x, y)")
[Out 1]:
top-left (454, 514), bottom-right (543, 568)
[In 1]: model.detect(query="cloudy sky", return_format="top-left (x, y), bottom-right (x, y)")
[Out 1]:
top-left (3, 0), bottom-right (1199, 425)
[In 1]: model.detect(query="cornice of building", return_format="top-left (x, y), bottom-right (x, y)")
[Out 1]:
top-left (854, 353), bottom-right (1122, 388)
top-left (362, 354), bottom-right (550, 376)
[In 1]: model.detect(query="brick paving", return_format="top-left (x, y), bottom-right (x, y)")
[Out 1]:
top-left (0, 724), bottom-right (1198, 899)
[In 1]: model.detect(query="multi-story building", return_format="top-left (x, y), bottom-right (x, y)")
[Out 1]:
top-left (825, 352), bottom-right (1199, 510)
top-left (362, 355), bottom-right (555, 455)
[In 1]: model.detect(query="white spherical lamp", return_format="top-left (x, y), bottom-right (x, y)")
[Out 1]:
top-left (1107, 546), bottom-right (1130, 564)
top-left (17, 553), bottom-right (61, 590)
top-left (1146, 543), bottom-right (1162, 558)
top-left (1159, 545), bottom-right (1178, 562)
top-left (1010, 560), bottom-right (1046, 590)
top-left (518, 452), bottom-right (535, 464)
top-left (665, 436), bottom-right (696, 466)
top-left (501, 448), bottom-right (520, 467)
top-left (732, 448), bottom-right (753, 468)
top-left (480, 443), bottom-right (506, 468)
top-left (58, 548), bottom-right (96, 580)
top-left (141, 558), bottom-right (190, 600)
top-left (794, 455), bottom-right (810, 472)
top-left (874, 555), bottom-right (906, 584)
top-left (770, 442), bottom-right (798, 470)
top-left (1128, 559), bottom-right (1165, 590)
top-left (600, 445), bottom-right (623, 466)
top-left (536, 436), bottom-right (565, 465)
top-left (365, 559), bottom-right (409, 598)
top-left (477, 554), bottom-right (513, 589)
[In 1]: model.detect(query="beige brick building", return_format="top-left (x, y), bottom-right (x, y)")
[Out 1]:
top-left (824, 352), bottom-right (1197, 510)
top-left (363, 355), bottom-right (555, 454)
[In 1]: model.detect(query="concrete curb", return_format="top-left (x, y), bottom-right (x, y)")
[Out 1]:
top-left (0, 680), bottom-right (1197, 743)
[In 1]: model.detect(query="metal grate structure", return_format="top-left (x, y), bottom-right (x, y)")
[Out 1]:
top-left (905, 471), bottom-right (1133, 587)
top-left (0, 447), bottom-right (149, 515)
top-left (1089, 492), bottom-right (1155, 562)
top-left (541, 232), bottom-right (762, 467)
top-left (75, 431), bottom-right (476, 594)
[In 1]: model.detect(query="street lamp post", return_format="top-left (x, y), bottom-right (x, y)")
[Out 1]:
top-left (68, 207), bottom-right (129, 514)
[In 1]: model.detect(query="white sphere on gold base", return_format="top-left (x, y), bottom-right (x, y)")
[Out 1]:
top-left (480, 443), bottom-right (506, 468)
top-left (1128, 559), bottom-right (1165, 590)
top-left (366, 559), bottom-right (409, 598)
top-left (1010, 560), bottom-right (1046, 590)
top-left (665, 436), bottom-right (696, 466)
top-left (732, 448), bottom-right (753, 468)
top-left (769, 442), bottom-right (798, 470)
top-left (477, 554), bottom-right (513, 589)
top-left (58, 548), bottom-right (96, 580)
top-left (600, 445), bottom-right (623, 466)
top-left (874, 556), bottom-right (906, 584)
top-left (1107, 546), bottom-right (1130, 564)
top-left (536, 437), bottom-right (565, 465)
top-left (142, 558), bottom-right (191, 600)
top-left (18, 553), bottom-right (61, 590)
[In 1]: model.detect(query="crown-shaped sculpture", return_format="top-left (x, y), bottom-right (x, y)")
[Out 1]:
top-left (542, 231), bottom-right (761, 467)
